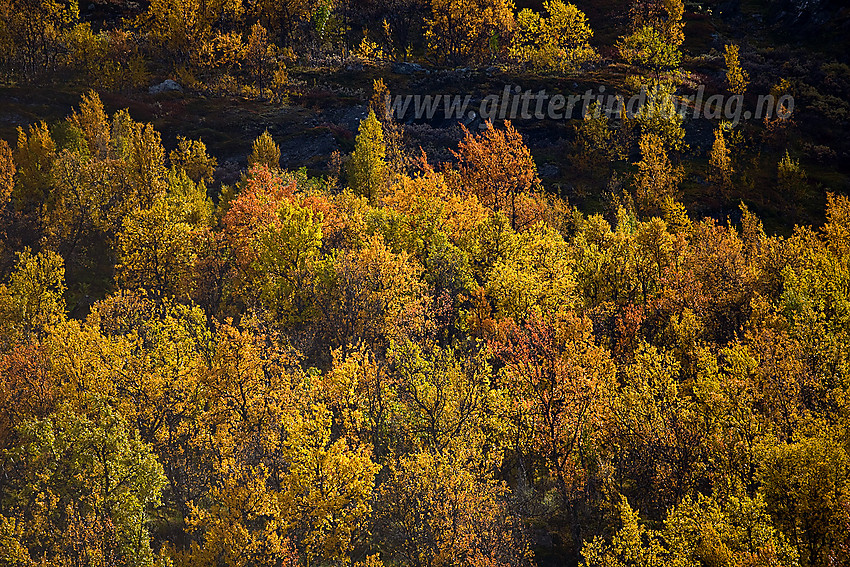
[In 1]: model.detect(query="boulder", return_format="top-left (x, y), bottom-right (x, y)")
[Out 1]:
top-left (393, 61), bottom-right (425, 75)
top-left (149, 79), bottom-right (182, 95)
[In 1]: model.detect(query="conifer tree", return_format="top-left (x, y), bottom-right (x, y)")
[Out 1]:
top-left (634, 131), bottom-right (682, 212)
top-left (170, 136), bottom-right (218, 183)
top-left (347, 109), bottom-right (388, 202)
top-left (709, 124), bottom-right (733, 195)
top-left (248, 130), bottom-right (281, 170)
top-left (778, 150), bottom-right (807, 205)
top-left (724, 44), bottom-right (749, 96)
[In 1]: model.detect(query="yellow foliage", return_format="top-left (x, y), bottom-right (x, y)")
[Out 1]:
top-left (0, 139), bottom-right (14, 208)
top-left (634, 131), bottom-right (683, 212)
top-left (376, 448), bottom-right (532, 566)
top-left (248, 130), bottom-right (281, 169)
top-left (709, 124), bottom-right (733, 195)
top-left (145, 0), bottom-right (243, 57)
top-left (348, 109), bottom-right (388, 202)
top-left (14, 121), bottom-right (56, 208)
top-left (724, 44), bottom-right (749, 96)
top-left (170, 136), bottom-right (218, 183)
top-left (426, 0), bottom-right (515, 65)
top-left (510, 0), bottom-right (595, 71)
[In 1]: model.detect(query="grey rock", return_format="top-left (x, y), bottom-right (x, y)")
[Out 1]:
top-left (332, 105), bottom-right (368, 132)
top-left (539, 164), bottom-right (560, 179)
top-left (393, 61), bottom-right (425, 75)
top-left (149, 79), bottom-right (182, 95)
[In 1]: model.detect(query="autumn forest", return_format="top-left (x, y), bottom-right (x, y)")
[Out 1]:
top-left (1, 0), bottom-right (849, 566)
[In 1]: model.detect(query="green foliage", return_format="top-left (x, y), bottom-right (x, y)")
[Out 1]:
top-left (170, 136), bottom-right (218, 184)
top-left (724, 44), bottom-right (749, 96)
top-left (347, 110), bottom-right (388, 202)
top-left (510, 0), bottom-right (594, 72)
top-left (252, 199), bottom-right (323, 321)
top-left (116, 196), bottom-right (197, 298)
top-left (618, 25), bottom-right (681, 84)
top-left (248, 130), bottom-right (281, 170)
top-left (635, 83), bottom-right (686, 151)
top-left (7, 402), bottom-right (166, 566)
top-left (3, 90), bottom-right (850, 567)
top-left (0, 249), bottom-right (66, 344)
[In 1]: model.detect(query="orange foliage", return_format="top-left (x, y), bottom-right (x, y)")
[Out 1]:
top-left (0, 139), bottom-right (14, 207)
top-left (222, 165), bottom-right (296, 266)
top-left (451, 121), bottom-right (540, 230)
top-left (0, 342), bottom-right (56, 449)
